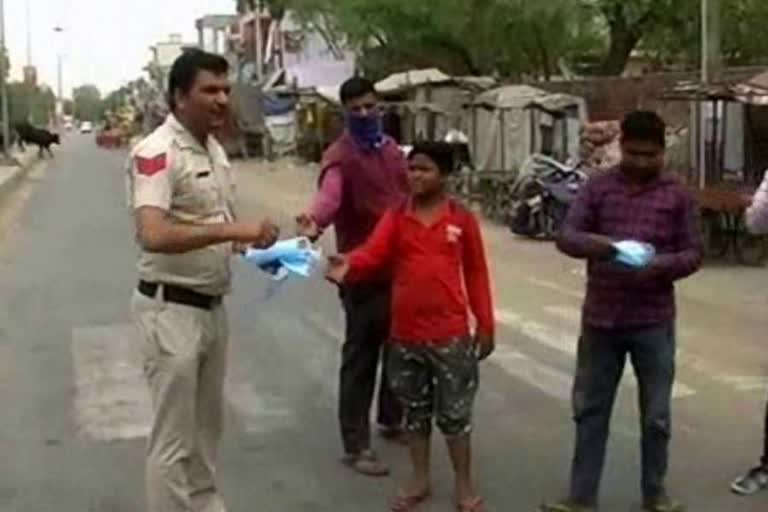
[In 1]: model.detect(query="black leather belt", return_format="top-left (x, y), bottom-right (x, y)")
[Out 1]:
top-left (138, 280), bottom-right (221, 310)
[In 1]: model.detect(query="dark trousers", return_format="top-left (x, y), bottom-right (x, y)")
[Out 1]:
top-left (569, 323), bottom-right (676, 507)
top-left (338, 283), bottom-right (403, 455)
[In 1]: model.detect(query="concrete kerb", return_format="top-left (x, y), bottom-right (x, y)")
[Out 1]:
top-left (0, 149), bottom-right (40, 203)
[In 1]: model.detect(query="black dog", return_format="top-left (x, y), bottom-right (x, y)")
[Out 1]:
top-left (15, 122), bottom-right (61, 158)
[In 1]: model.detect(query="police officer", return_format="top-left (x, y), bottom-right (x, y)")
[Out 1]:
top-left (127, 49), bottom-right (278, 512)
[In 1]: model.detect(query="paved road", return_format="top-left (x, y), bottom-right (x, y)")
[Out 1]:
top-left (0, 137), bottom-right (766, 511)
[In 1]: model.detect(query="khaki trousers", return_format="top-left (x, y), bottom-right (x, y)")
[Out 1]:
top-left (132, 289), bottom-right (228, 512)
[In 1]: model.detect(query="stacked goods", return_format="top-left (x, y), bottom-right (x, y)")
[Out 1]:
top-left (579, 121), bottom-right (621, 174)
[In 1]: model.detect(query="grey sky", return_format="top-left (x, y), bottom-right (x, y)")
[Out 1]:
top-left (5, 0), bottom-right (235, 97)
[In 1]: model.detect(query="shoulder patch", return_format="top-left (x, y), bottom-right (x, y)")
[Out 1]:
top-left (135, 153), bottom-right (168, 177)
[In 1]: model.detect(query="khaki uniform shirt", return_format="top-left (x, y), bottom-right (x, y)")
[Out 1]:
top-left (126, 114), bottom-right (236, 296)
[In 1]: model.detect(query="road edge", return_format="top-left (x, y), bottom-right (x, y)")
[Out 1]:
top-left (0, 151), bottom-right (40, 204)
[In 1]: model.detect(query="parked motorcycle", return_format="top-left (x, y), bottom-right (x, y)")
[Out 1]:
top-left (508, 154), bottom-right (588, 239)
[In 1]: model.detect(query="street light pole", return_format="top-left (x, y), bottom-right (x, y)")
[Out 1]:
top-left (25, 0), bottom-right (34, 123)
top-left (254, 0), bottom-right (263, 81)
top-left (698, 0), bottom-right (722, 189)
top-left (54, 26), bottom-right (64, 128)
top-left (0, 0), bottom-right (10, 157)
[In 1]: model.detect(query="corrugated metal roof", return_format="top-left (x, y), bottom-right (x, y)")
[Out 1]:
top-left (471, 85), bottom-right (549, 109)
top-left (376, 68), bottom-right (453, 94)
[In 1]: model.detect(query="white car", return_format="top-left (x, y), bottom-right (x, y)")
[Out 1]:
top-left (80, 122), bottom-right (93, 134)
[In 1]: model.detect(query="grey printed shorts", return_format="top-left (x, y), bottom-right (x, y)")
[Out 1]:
top-left (387, 336), bottom-right (479, 437)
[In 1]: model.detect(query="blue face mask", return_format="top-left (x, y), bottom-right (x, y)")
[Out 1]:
top-left (346, 111), bottom-right (384, 150)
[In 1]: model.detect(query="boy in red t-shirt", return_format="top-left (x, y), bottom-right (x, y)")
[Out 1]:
top-left (327, 141), bottom-right (495, 512)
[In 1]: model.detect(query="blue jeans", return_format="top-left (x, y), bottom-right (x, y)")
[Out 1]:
top-left (569, 323), bottom-right (676, 507)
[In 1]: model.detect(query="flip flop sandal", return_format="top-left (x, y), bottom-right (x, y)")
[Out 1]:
top-left (457, 496), bottom-right (487, 512)
top-left (341, 451), bottom-right (390, 477)
top-left (390, 490), bottom-right (431, 512)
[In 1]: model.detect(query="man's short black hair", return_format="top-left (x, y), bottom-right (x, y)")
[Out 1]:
top-left (621, 110), bottom-right (666, 148)
top-left (167, 48), bottom-right (229, 111)
top-left (408, 141), bottom-right (456, 175)
top-left (339, 76), bottom-right (377, 105)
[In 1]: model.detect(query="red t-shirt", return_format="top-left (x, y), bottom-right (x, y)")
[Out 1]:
top-left (347, 200), bottom-right (494, 344)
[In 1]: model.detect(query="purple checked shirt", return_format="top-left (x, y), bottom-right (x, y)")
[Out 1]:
top-left (557, 168), bottom-right (703, 329)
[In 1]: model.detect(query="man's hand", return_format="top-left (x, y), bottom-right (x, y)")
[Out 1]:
top-left (473, 332), bottom-right (495, 361)
top-left (228, 219), bottom-right (280, 249)
top-left (587, 234), bottom-right (618, 261)
top-left (296, 213), bottom-right (321, 241)
top-left (325, 254), bottom-right (349, 284)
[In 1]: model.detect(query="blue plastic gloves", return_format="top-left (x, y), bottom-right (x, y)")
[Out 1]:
top-left (242, 237), bottom-right (323, 297)
top-left (613, 240), bottom-right (656, 268)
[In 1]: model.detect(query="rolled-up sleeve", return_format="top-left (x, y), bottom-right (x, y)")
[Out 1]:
top-left (310, 165), bottom-right (342, 229)
top-left (127, 152), bottom-right (172, 211)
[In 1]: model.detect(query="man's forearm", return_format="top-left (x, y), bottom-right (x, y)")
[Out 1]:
top-left (138, 216), bottom-right (235, 254)
top-left (556, 230), bottom-right (615, 260)
top-left (653, 249), bottom-right (702, 282)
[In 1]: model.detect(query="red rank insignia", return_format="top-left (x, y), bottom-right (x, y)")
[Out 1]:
top-left (135, 154), bottom-right (168, 177)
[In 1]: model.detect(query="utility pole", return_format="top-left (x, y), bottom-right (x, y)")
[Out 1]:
top-left (54, 26), bottom-right (64, 129)
top-left (0, 0), bottom-right (10, 157)
top-left (26, 0), bottom-right (33, 123)
top-left (254, 0), bottom-right (263, 81)
top-left (701, 0), bottom-right (722, 84)
top-left (26, 1), bottom-right (32, 66)
top-left (699, 0), bottom-right (722, 188)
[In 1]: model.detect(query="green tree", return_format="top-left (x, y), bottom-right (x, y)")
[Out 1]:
top-left (603, 0), bottom-right (768, 72)
top-left (268, 0), bottom-right (768, 78)
top-left (7, 82), bottom-right (55, 125)
top-left (73, 84), bottom-right (103, 122)
top-left (63, 99), bottom-right (75, 117)
top-left (281, 0), bottom-right (600, 80)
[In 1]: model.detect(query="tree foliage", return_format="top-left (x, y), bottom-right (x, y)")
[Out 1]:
top-left (270, 0), bottom-right (768, 78)
top-left (7, 82), bottom-right (55, 125)
top-left (73, 84), bottom-right (103, 122)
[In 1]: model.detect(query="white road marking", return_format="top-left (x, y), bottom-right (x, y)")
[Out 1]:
top-left (543, 304), bottom-right (582, 324)
top-left (72, 323), bottom-right (300, 441)
top-left (719, 376), bottom-right (768, 392)
top-left (490, 345), bottom-right (572, 401)
top-left (72, 324), bottom-right (152, 441)
top-left (496, 308), bottom-right (577, 357)
top-left (526, 277), bottom-right (583, 299)
top-left (622, 365), bottom-right (697, 399)
top-left (495, 307), bottom-right (697, 399)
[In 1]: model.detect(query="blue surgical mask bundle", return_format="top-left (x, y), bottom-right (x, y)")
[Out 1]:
top-left (242, 237), bottom-right (323, 298)
top-left (613, 240), bottom-right (656, 269)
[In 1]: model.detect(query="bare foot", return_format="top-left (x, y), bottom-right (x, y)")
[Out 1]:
top-left (403, 477), bottom-right (430, 498)
top-left (455, 479), bottom-right (477, 505)
top-left (390, 480), bottom-right (431, 512)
